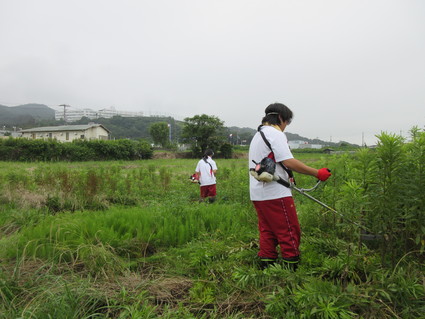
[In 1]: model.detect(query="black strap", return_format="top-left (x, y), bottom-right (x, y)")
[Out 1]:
top-left (276, 177), bottom-right (291, 188)
top-left (203, 157), bottom-right (214, 175)
top-left (258, 129), bottom-right (295, 183)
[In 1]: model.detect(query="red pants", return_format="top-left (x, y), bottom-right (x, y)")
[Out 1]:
top-left (253, 197), bottom-right (300, 260)
top-left (200, 184), bottom-right (216, 198)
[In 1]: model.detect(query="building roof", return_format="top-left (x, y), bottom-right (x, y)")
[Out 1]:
top-left (20, 124), bottom-right (110, 133)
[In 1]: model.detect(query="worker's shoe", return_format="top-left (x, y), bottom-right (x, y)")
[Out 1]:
top-left (282, 256), bottom-right (300, 271)
top-left (259, 258), bottom-right (277, 270)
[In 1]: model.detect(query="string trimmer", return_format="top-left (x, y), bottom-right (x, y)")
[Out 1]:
top-left (250, 158), bottom-right (380, 240)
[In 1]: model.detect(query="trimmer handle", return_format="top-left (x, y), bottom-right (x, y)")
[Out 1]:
top-left (299, 180), bottom-right (322, 193)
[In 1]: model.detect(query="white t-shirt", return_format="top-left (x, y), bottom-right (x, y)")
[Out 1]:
top-left (249, 125), bottom-right (294, 201)
top-left (195, 156), bottom-right (217, 186)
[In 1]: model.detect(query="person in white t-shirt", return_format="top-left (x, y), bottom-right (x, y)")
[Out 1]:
top-left (249, 103), bottom-right (331, 270)
top-left (195, 149), bottom-right (218, 203)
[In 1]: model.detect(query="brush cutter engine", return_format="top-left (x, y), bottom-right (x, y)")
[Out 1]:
top-left (190, 173), bottom-right (200, 184)
top-left (250, 157), bottom-right (279, 183)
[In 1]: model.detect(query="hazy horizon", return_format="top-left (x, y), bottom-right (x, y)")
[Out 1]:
top-left (1, 1), bottom-right (424, 145)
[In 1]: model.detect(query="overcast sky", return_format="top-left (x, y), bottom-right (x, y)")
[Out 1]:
top-left (1, 0), bottom-right (424, 145)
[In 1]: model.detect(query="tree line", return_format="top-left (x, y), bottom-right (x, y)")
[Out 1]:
top-left (1, 112), bottom-right (356, 162)
top-left (0, 138), bottom-right (153, 161)
top-left (0, 114), bottom-right (232, 161)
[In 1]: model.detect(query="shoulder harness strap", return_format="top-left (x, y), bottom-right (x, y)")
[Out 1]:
top-left (258, 129), bottom-right (295, 184)
top-left (203, 157), bottom-right (214, 176)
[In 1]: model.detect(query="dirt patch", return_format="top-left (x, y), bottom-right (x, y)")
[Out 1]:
top-left (153, 152), bottom-right (193, 159)
top-left (18, 189), bottom-right (46, 208)
top-left (153, 151), bottom-right (248, 159)
top-left (121, 164), bottom-right (140, 169)
top-left (232, 152), bottom-right (248, 159)
top-left (148, 276), bottom-right (193, 304)
top-left (90, 273), bottom-right (151, 299)
top-left (153, 152), bottom-right (177, 159)
top-left (0, 188), bottom-right (46, 209)
top-left (215, 292), bottom-right (265, 317)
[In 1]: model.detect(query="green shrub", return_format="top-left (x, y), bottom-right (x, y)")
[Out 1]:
top-left (0, 138), bottom-right (153, 161)
top-left (219, 143), bottom-right (233, 159)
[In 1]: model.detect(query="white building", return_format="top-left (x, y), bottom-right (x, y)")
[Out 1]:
top-left (20, 124), bottom-right (110, 142)
top-left (55, 106), bottom-right (144, 122)
top-left (54, 108), bottom-right (99, 122)
top-left (288, 140), bottom-right (323, 149)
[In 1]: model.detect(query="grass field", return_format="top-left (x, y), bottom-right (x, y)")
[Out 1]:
top-left (0, 153), bottom-right (424, 318)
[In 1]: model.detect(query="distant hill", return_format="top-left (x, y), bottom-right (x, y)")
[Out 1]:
top-left (0, 104), bottom-right (55, 126)
top-left (1, 103), bottom-right (356, 146)
top-left (226, 126), bottom-right (355, 147)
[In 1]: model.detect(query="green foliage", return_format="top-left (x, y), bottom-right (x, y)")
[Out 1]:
top-left (0, 266), bottom-right (108, 319)
top-left (0, 138), bottom-right (153, 161)
top-left (360, 131), bottom-right (425, 265)
top-left (182, 114), bottom-right (226, 155)
top-left (219, 143), bottom-right (233, 159)
top-left (189, 281), bottom-right (216, 304)
top-left (149, 122), bottom-right (170, 147)
top-left (0, 142), bottom-right (424, 318)
top-left (294, 130), bottom-right (425, 267)
top-left (265, 279), bottom-right (355, 318)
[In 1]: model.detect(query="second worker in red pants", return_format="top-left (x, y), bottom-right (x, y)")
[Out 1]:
top-left (248, 102), bottom-right (331, 270)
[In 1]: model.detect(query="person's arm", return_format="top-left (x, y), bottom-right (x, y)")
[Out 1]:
top-left (282, 158), bottom-right (331, 181)
top-left (195, 161), bottom-right (201, 179)
top-left (282, 158), bottom-right (317, 177)
top-left (211, 159), bottom-right (217, 174)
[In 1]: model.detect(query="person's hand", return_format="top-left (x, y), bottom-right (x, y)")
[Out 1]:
top-left (317, 168), bottom-right (331, 181)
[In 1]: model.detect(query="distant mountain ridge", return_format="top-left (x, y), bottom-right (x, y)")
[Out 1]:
top-left (226, 126), bottom-right (344, 146)
top-left (0, 104), bottom-right (352, 146)
top-left (0, 104), bottom-right (55, 126)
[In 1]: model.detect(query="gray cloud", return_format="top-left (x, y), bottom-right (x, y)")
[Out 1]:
top-left (1, 0), bottom-right (424, 145)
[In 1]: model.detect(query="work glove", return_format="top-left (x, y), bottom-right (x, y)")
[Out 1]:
top-left (317, 168), bottom-right (331, 181)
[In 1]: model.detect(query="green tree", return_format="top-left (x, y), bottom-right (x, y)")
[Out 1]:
top-left (220, 143), bottom-right (233, 159)
top-left (181, 114), bottom-right (225, 155)
top-left (149, 122), bottom-right (169, 147)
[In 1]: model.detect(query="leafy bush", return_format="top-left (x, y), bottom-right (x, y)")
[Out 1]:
top-left (0, 138), bottom-right (153, 161)
top-left (219, 143), bottom-right (233, 159)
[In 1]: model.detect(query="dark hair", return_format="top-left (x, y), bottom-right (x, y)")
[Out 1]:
top-left (261, 103), bottom-right (293, 126)
top-left (203, 149), bottom-right (214, 159)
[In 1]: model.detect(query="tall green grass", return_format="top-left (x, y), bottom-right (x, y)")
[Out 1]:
top-left (0, 141), bottom-right (424, 318)
top-left (0, 159), bottom-right (251, 213)
top-left (1, 203), bottom-right (255, 269)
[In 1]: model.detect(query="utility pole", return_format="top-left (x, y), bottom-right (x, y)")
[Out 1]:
top-left (167, 123), bottom-right (172, 143)
top-left (59, 104), bottom-right (70, 123)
